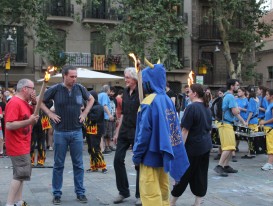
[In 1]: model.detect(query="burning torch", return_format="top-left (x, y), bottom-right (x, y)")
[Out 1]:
top-left (128, 53), bottom-right (144, 102)
top-left (34, 66), bottom-right (57, 115)
top-left (187, 71), bottom-right (194, 87)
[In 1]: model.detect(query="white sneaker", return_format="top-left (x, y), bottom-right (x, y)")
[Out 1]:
top-left (261, 163), bottom-right (273, 171)
top-left (49, 146), bottom-right (53, 151)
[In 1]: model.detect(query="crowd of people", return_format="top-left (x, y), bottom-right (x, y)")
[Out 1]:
top-left (2, 63), bottom-right (273, 206)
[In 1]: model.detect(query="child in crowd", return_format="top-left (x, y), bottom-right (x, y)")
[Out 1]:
top-left (85, 90), bottom-right (107, 173)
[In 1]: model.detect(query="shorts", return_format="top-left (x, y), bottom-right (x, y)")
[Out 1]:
top-left (103, 120), bottom-right (115, 139)
top-left (264, 126), bottom-right (273, 154)
top-left (10, 154), bottom-right (32, 181)
top-left (0, 130), bottom-right (3, 139)
top-left (217, 123), bottom-right (236, 151)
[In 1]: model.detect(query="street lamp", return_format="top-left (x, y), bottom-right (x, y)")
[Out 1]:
top-left (3, 26), bottom-right (16, 90)
top-left (198, 41), bottom-right (221, 74)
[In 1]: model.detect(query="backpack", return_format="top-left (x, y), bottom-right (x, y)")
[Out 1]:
top-left (211, 96), bottom-right (224, 121)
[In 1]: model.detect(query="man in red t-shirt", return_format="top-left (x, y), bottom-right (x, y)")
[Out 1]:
top-left (5, 79), bottom-right (39, 206)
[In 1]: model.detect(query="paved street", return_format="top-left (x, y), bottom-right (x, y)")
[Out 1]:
top-left (1, 141), bottom-right (273, 206)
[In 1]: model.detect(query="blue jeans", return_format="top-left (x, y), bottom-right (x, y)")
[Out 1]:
top-left (52, 129), bottom-right (85, 197)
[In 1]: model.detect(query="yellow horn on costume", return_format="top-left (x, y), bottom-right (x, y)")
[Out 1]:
top-left (157, 59), bottom-right (161, 64)
top-left (144, 57), bottom-right (154, 68)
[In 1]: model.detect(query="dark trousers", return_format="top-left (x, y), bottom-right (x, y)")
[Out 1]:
top-left (114, 137), bottom-right (140, 198)
top-left (86, 133), bottom-right (106, 170)
top-left (86, 134), bottom-right (101, 155)
top-left (171, 151), bottom-right (210, 198)
top-left (30, 125), bottom-right (46, 165)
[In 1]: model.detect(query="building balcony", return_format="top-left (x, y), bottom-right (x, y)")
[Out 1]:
top-left (44, 0), bottom-right (74, 24)
top-left (199, 25), bottom-right (221, 41)
top-left (65, 52), bottom-right (92, 67)
top-left (199, 24), bottom-right (243, 42)
top-left (82, 7), bottom-right (123, 25)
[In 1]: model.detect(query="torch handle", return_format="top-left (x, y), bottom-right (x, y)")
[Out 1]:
top-left (34, 81), bottom-right (47, 116)
top-left (137, 71), bottom-right (144, 103)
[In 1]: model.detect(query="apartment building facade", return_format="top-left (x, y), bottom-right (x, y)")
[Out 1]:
top-left (0, 0), bottom-right (247, 93)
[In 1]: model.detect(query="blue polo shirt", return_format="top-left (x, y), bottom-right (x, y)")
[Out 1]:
top-left (236, 97), bottom-right (248, 121)
top-left (247, 97), bottom-right (259, 124)
top-left (258, 96), bottom-right (269, 119)
top-left (43, 83), bottom-right (90, 131)
top-left (265, 102), bottom-right (273, 128)
top-left (223, 92), bottom-right (237, 124)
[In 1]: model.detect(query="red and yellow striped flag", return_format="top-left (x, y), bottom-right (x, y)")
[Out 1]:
top-left (93, 55), bottom-right (105, 71)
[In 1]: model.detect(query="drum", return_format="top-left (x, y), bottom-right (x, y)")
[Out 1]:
top-left (247, 132), bottom-right (266, 155)
top-left (234, 123), bottom-right (266, 155)
top-left (234, 124), bottom-right (250, 135)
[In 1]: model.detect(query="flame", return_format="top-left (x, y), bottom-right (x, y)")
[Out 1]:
top-left (187, 71), bottom-right (194, 86)
top-left (44, 66), bottom-right (57, 82)
top-left (128, 53), bottom-right (139, 73)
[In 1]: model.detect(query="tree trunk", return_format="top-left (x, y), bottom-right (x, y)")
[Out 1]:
top-left (217, 18), bottom-right (236, 79)
top-left (236, 49), bottom-right (245, 81)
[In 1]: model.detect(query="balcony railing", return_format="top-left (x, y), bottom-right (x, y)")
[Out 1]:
top-left (44, 0), bottom-right (74, 17)
top-left (82, 7), bottom-right (123, 21)
top-left (65, 52), bottom-right (91, 67)
top-left (199, 25), bottom-right (221, 40)
top-left (199, 23), bottom-right (243, 41)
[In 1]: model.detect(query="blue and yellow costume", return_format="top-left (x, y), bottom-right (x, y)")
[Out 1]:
top-left (132, 63), bottom-right (189, 205)
top-left (264, 102), bottom-right (273, 154)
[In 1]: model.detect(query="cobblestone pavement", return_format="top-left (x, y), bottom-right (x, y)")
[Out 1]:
top-left (0, 141), bottom-right (273, 206)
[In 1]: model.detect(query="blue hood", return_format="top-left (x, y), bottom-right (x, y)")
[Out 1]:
top-left (142, 64), bottom-right (166, 94)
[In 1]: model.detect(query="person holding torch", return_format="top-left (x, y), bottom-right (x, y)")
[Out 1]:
top-left (113, 67), bottom-right (141, 205)
top-left (5, 79), bottom-right (39, 206)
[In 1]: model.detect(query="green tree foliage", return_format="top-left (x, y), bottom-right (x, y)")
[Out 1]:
top-left (97, 0), bottom-right (186, 70)
top-left (208, 0), bottom-right (272, 80)
top-left (34, 15), bottom-right (68, 68)
top-left (0, 0), bottom-right (68, 69)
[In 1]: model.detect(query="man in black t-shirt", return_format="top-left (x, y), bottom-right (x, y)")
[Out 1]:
top-left (112, 67), bottom-right (141, 205)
